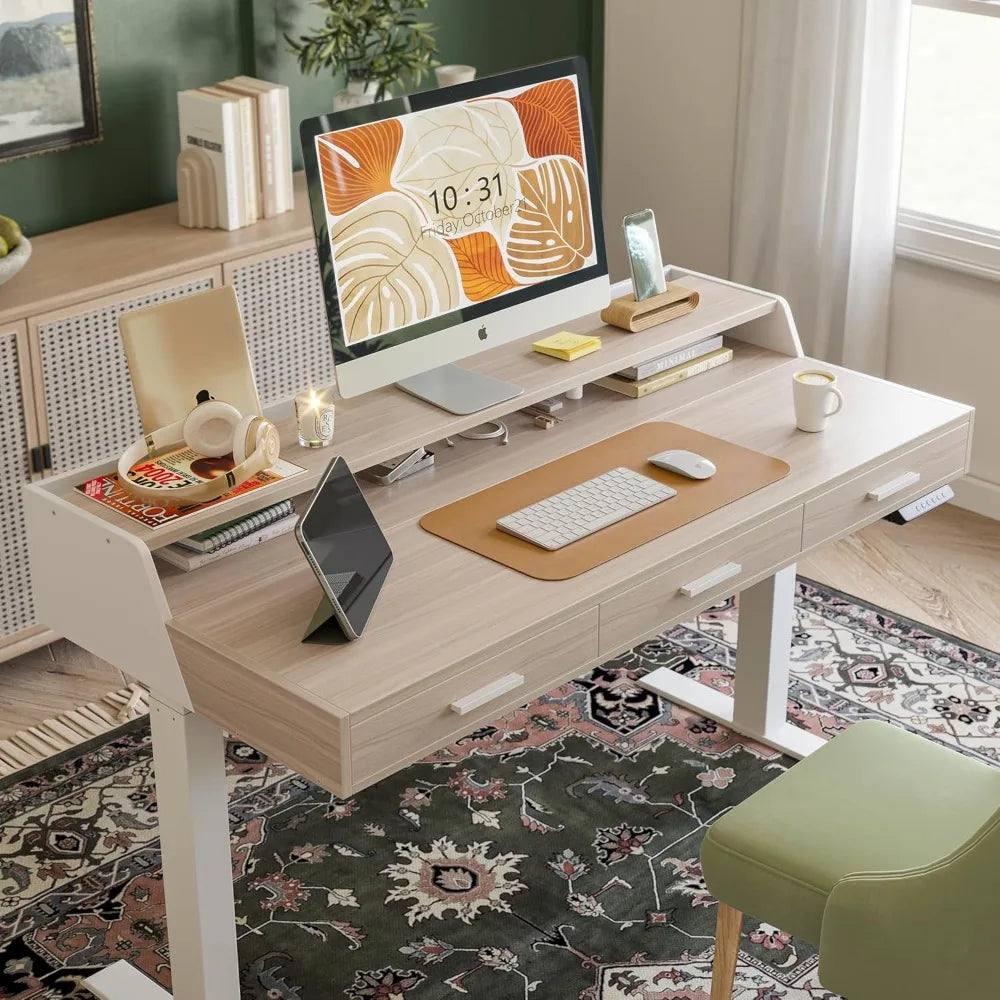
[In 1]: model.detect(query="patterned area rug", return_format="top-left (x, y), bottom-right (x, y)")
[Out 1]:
top-left (0, 579), bottom-right (996, 999)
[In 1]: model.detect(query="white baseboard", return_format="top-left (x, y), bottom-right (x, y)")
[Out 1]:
top-left (950, 475), bottom-right (1000, 521)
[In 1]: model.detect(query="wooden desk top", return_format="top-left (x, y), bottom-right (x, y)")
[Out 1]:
top-left (164, 352), bottom-right (971, 792)
top-left (56, 273), bottom-right (778, 550)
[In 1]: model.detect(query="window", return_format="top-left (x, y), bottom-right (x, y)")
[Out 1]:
top-left (897, 0), bottom-right (1000, 276)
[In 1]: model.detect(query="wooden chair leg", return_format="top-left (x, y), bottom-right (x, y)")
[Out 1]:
top-left (710, 903), bottom-right (743, 1000)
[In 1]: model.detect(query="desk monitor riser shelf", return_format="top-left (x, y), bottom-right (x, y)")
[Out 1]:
top-left (24, 265), bottom-right (973, 1000)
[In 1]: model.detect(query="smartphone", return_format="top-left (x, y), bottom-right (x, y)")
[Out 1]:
top-left (296, 456), bottom-right (393, 640)
top-left (622, 209), bottom-right (666, 301)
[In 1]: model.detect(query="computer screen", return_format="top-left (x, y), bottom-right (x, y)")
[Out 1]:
top-left (301, 57), bottom-right (608, 399)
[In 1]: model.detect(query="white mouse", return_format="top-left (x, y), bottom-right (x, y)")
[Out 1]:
top-left (648, 449), bottom-right (717, 480)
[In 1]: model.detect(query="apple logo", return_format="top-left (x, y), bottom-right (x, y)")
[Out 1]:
top-left (478, 325), bottom-right (487, 341)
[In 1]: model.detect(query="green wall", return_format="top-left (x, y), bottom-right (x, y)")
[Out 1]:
top-left (0, 0), bottom-right (246, 235)
top-left (0, 0), bottom-right (603, 236)
top-left (254, 0), bottom-right (604, 169)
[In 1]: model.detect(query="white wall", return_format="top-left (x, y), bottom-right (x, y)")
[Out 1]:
top-left (888, 260), bottom-right (1000, 517)
top-left (602, 0), bottom-right (742, 282)
top-left (602, 2), bottom-right (999, 518)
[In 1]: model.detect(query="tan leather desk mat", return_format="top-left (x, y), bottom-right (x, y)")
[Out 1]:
top-left (419, 423), bottom-right (790, 581)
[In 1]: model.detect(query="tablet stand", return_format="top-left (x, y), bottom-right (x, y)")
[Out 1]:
top-left (302, 596), bottom-right (351, 644)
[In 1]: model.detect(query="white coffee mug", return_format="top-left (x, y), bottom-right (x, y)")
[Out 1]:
top-left (435, 64), bottom-right (476, 87)
top-left (793, 369), bottom-right (844, 432)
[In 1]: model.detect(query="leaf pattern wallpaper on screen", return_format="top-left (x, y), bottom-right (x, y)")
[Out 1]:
top-left (315, 78), bottom-right (596, 344)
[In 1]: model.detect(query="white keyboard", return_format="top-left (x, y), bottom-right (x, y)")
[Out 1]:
top-left (497, 467), bottom-right (677, 551)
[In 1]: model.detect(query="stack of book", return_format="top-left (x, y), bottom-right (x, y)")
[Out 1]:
top-left (177, 76), bottom-right (294, 231)
top-left (155, 499), bottom-right (298, 572)
top-left (594, 335), bottom-right (732, 398)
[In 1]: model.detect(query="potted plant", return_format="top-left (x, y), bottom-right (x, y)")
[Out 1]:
top-left (287, 0), bottom-right (438, 110)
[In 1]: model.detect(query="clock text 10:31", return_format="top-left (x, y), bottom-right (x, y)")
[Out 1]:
top-left (429, 173), bottom-right (503, 214)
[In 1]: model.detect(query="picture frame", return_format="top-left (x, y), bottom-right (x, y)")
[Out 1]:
top-left (0, 0), bottom-right (101, 163)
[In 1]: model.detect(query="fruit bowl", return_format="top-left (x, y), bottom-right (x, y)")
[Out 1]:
top-left (0, 236), bottom-right (31, 287)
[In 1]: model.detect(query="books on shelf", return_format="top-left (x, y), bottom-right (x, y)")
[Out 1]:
top-left (220, 76), bottom-right (294, 216)
top-left (177, 76), bottom-right (292, 231)
top-left (155, 514), bottom-right (298, 572)
top-left (201, 86), bottom-right (259, 226)
top-left (174, 499), bottom-right (296, 553)
top-left (74, 447), bottom-right (304, 529)
top-left (618, 335), bottom-right (723, 381)
top-left (177, 88), bottom-right (242, 231)
top-left (595, 346), bottom-right (734, 398)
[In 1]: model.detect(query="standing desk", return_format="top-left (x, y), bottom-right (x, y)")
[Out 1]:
top-left (23, 268), bottom-right (973, 999)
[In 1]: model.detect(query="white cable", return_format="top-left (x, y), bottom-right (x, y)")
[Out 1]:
top-left (459, 420), bottom-right (509, 445)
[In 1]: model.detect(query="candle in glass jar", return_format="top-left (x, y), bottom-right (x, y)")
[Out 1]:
top-left (295, 389), bottom-right (335, 448)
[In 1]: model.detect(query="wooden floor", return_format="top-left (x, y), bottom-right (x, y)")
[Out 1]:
top-left (799, 504), bottom-right (1000, 653)
top-left (0, 505), bottom-right (997, 745)
top-left (0, 640), bottom-right (128, 745)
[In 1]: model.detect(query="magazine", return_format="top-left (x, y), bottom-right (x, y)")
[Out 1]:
top-left (75, 446), bottom-right (305, 529)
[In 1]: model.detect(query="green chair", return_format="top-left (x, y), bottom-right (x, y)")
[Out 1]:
top-left (700, 720), bottom-right (1000, 999)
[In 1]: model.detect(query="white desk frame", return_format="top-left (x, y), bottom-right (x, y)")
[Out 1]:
top-left (22, 267), bottom-right (971, 999)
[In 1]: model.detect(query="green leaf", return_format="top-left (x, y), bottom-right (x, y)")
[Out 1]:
top-left (286, 0), bottom-right (438, 90)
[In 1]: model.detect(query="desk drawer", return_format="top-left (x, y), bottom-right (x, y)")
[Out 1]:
top-left (599, 506), bottom-right (802, 656)
top-left (802, 424), bottom-right (968, 550)
top-left (351, 608), bottom-right (599, 787)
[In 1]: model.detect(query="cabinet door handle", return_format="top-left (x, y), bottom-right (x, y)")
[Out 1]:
top-left (679, 561), bottom-right (743, 598)
top-left (866, 471), bottom-right (921, 502)
top-left (450, 673), bottom-right (525, 716)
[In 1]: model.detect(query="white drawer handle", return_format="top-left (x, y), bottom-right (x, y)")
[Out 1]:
top-left (866, 471), bottom-right (921, 502)
top-left (679, 561), bottom-right (743, 598)
top-left (450, 673), bottom-right (525, 716)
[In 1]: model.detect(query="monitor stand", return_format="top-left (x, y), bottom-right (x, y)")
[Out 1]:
top-left (397, 364), bottom-right (523, 415)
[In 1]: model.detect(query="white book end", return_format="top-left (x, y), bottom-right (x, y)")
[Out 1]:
top-left (177, 147), bottom-right (219, 229)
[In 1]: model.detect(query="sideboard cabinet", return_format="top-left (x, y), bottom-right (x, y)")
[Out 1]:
top-left (0, 176), bottom-right (329, 661)
top-left (0, 322), bottom-right (42, 649)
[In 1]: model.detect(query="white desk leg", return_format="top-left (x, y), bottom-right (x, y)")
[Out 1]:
top-left (731, 564), bottom-right (823, 758)
top-left (85, 696), bottom-right (240, 999)
top-left (640, 564), bottom-right (824, 759)
top-left (86, 962), bottom-right (170, 999)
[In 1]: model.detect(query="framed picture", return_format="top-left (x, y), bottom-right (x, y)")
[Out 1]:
top-left (0, 0), bottom-right (100, 163)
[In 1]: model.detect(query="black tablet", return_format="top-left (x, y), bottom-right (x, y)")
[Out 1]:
top-left (296, 457), bottom-right (393, 640)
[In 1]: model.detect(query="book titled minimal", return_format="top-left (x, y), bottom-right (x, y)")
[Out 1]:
top-left (595, 347), bottom-right (733, 398)
top-left (618, 334), bottom-right (723, 381)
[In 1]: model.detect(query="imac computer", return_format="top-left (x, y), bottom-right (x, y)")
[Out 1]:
top-left (300, 56), bottom-right (609, 414)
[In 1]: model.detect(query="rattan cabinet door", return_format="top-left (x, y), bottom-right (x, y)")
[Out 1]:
top-left (31, 268), bottom-right (221, 476)
top-left (225, 241), bottom-right (335, 409)
top-left (0, 323), bottom-right (43, 640)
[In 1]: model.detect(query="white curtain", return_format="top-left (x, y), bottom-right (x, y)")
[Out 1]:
top-left (730, 0), bottom-right (912, 375)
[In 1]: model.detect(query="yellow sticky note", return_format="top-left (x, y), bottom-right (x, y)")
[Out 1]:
top-left (532, 331), bottom-right (602, 360)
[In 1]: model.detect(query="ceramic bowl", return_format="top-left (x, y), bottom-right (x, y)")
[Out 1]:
top-left (0, 236), bottom-right (31, 287)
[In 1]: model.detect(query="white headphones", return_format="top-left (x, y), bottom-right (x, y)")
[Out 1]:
top-left (118, 390), bottom-right (281, 504)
